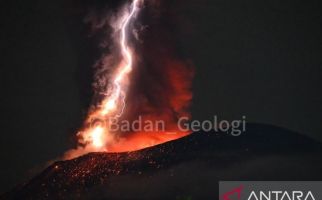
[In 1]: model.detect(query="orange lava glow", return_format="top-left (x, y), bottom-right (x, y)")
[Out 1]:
top-left (107, 131), bottom-right (190, 153)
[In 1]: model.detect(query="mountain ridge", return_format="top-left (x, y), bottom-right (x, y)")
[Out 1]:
top-left (3, 123), bottom-right (322, 200)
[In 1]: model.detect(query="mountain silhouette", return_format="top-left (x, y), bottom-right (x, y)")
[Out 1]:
top-left (3, 123), bottom-right (322, 200)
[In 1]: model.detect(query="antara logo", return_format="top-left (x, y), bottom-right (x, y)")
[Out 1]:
top-left (222, 185), bottom-right (244, 200)
top-left (221, 186), bottom-right (316, 200)
top-left (247, 191), bottom-right (315, 200)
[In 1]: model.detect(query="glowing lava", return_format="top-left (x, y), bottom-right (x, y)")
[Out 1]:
top-left (89, 126), bottom-right (104, 148)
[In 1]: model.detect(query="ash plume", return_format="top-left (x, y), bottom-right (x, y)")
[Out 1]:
top-left (65, 0), bottom-right (194, 159)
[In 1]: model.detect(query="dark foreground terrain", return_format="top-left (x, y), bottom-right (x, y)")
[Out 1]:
top-left (2, 124), bottom-right (322, 199)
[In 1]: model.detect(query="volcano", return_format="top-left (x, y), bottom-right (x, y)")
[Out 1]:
top-left (3, 123), bottom-right (322, 200)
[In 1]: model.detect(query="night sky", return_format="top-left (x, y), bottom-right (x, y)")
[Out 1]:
top-left (0, 0), bottom-right (322, 194)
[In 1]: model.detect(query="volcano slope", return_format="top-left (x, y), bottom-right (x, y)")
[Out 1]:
top-left (3, 123), bottom-right (322, 200)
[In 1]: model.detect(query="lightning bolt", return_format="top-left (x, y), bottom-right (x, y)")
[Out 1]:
top-left (79, 0), bottom-right (142, 150)
top-left (101, 0), bottom-right (141, 117)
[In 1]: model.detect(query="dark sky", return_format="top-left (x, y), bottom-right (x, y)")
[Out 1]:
top-left (0, 0), bottom-right (322, 194)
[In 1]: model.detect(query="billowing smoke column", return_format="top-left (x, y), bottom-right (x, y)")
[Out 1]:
top-left (65, 0), bottom-right (194, 159)
top-left (79, 0), bottom-right (141, 149)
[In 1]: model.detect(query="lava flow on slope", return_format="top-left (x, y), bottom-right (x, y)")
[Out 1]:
top-left (4, 124), bottom-right (322, 199)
